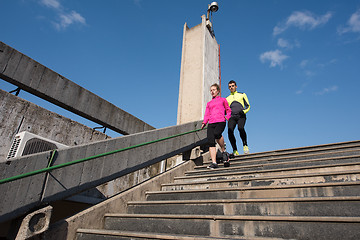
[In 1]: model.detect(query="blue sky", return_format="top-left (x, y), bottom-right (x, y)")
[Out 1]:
top-left (1, 0), bottom-right (360, 154)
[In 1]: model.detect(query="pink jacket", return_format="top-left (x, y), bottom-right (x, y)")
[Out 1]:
top-left (203, 96), bottom-right (232, 124)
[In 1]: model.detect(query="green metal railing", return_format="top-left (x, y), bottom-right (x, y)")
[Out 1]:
top-left (0, 128), bottom-right (204, 185)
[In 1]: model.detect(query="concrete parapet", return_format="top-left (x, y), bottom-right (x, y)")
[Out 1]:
top-left (0, 121), bottom-right (207, 224)
top-left (0, 41), bottom-right (154, 135)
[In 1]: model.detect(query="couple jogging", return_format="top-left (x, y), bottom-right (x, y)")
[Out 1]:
top-left (201, 80), bottom-right (250, 169)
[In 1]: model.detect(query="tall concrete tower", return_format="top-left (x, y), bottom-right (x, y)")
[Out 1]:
top-left (177, 12), bottom-right (220, 125)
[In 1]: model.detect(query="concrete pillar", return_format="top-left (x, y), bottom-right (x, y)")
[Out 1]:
top-left (177, 15), bottom-right (220, 125)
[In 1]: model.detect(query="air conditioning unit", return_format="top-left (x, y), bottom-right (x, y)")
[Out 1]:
top-left (7, 131), bottom-right (68, 159)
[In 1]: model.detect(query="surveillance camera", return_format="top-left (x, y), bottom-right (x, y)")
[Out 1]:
top-left (209, 2), bottom-right (219, 12)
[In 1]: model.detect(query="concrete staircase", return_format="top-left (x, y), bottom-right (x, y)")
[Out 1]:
top-left (76, 140), bottom-right (360, 240)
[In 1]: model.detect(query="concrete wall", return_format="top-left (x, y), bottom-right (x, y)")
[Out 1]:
top-left (0, 120), bottom-right (207, 223)
top-left (0, 88), bottom-right (109, 162)
top-left (0, 41), bottom-right (154, 135)
top-left (0, 88), bottom-right (179, 226)
top-left (177, 15), bottom-right (220, 125)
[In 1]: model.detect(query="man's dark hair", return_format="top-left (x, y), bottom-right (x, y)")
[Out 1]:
top-left (228, 80), bottom-right (237, 86)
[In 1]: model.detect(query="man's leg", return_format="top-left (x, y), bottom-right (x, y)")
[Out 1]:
top-left (237, 117), bottom-right (247, 146)
top-left (227, 117), bottom-right (238, 152)
top-left (237, 117), bottom-right (249, 153)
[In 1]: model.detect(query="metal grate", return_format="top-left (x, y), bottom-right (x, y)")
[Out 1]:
top-left (22, 138), bottom-right (57, 156)
top-left (7, 138), bottom-right (21, 159)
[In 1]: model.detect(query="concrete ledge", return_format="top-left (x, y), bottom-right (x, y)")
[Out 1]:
top-left (0, 121), bottom-right (206, 223)
top-left (0, 41), bottom-right (154, 135)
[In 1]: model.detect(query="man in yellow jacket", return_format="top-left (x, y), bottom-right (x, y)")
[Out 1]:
top-left (226, 80), bottom-right (250, 155)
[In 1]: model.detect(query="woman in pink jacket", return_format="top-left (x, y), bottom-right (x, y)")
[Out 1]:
top-left (201, 83), bottom-right (232, 169)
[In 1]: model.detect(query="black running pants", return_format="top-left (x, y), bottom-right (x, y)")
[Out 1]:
top-left (228, 115), bottom-right (247, 151)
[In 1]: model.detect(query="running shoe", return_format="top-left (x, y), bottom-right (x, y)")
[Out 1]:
top-left (243, 145), bottom-right (250, 154)
top-left (222, 151), bottom-right (230, 162)
top-left (233, 150), bottom-right (240, 156)
top-left (207, 163), bottom-right (219, 169)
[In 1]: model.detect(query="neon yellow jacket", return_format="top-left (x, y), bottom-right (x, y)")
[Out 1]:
top-left (226, 91), bottom-right (250, 115)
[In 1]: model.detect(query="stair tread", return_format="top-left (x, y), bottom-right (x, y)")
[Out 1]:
top-left (104, 213), bottom-right (360, 222)
top-left (202, 148), bottom-right (360, 166)
top-left (77, 228), bottom-right (283, 240)
top-left (177, 162), bottom-right (360, 181)
top-left (146, 180), bottom-right (360, 194)
top-left (163, 169), bottom-right (360, 187)
top-left (187, 157), bottom-right (360, 176)
top-left (221, 140), bottom-right (360, 160)
top-left (128, 196), bottom-right (360, 205)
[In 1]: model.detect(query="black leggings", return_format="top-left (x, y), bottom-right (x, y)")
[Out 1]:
top-left (207, 122), bottom-right (226, 147)
top-left (228, 115), bottom-right (247, 151)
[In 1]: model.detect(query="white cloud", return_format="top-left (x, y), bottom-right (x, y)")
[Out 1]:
top-left (300, 59), bottom-right (309, 68)
top-left (277, 38), bottom-right (291, 48)
top-left (40, 0), bottom-right (61, 9)
top-left (304, 70), bottom-right (316, 77)
top-left (38, 0), bottom-right (86, 30)
top-left (273, 11), bottom-right (333, 35)
top-left (277, 38), bottom-right (300, 49)
top-left (55, 11), bottom-right (86, 30)
top-left (260, 49), bottom-right (289, 68)
top-left (315, 85), bottom-right (338, 95)
top-left (338, 9), bottom-right (360, 34)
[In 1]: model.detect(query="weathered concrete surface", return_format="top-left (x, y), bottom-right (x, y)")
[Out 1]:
top-left (36, 153), bottom-right (209, 240)
top-left (0, 41), bottom-right (154, 135)
top-left (0, 89), bottom-right (109, 161)
top-left (15, 205), bottom-right (52, 240)
top-left (0, 121), bottom-right (206, 224)
top-left (177, 15), bottom-right (220, 124)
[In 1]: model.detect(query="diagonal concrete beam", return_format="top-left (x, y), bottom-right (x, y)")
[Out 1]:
top-left (0, 121), bottom-right (206, 223)
top-left (0, 41), bottom-right (154, 135)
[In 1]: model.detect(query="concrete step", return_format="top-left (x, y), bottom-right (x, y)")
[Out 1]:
top-left (219, 140), bottom-right (360, 163)
top-left (127, 196), bottom-right (360, 217)
top-left (201, 148), bottom-right (360, 169)
top-left (176, 162), bottom-right (360, 184)
top-left (188, 154), bottom-right (360, 176)
top-left (103, 213), bottom-right (360, 240)
top-left (76, 228), bottom-right (283, 240)
top-left (146, 181), bottom-right (360, 201)
top-left (162, 169), bottom-right (360, 191)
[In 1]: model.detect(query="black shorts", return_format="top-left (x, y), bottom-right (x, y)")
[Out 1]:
top-left (207, 122), bottom-right (226, 147)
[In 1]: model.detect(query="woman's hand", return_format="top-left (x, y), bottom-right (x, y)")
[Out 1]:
top-left (201, 123), bottom-right (206, 130)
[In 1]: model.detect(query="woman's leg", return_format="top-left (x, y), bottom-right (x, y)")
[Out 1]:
top-left (216, 136), bottom-right (225, 152)
top-left (214, 122), bottom-right (226, 153)
top-left (207, 124), bottom-right (217, 163)
top-left (209, 146), bottom-right (217, 164)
